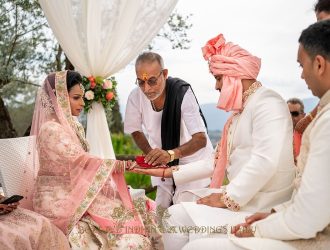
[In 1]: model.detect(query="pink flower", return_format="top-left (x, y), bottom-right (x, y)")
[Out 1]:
top-left (102, 79), bottom-right (113, 89)
top-left (106, 91), bottom-right (114, 101)
top-left (201, 33), bottom-right (226, 60)
top-left (85, 90), bottom-right (94, 100)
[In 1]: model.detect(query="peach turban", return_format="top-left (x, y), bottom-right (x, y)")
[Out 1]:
top-left (202, 34), bottom-right (261, 112)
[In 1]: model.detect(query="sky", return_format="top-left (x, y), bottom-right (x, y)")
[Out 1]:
top-left (115, 0), bottom-right (317, 116)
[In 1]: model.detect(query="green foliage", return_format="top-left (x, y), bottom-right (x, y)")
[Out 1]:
top-left (2, 81), bottom-right (37, 136)
top-left (107, 100), bottom-right (123, 134)
top-left (7, 102), bottom-right (34, 136)
top-left (0, 0), bottom-right (52, 88)
top-left (111, 133), bottom-right (142, 155)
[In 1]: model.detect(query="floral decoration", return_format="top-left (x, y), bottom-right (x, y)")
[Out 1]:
top-left (82, 75), bottom-right (117, 113)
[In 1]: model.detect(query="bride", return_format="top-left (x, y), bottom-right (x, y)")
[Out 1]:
top-left (31, 70), bottom-right (162, 249)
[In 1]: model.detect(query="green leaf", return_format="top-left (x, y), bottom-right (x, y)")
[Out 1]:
top-left (95, 76), bottom-right (104, 85)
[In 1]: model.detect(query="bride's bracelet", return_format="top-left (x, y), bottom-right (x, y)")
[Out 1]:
top-left (161, 168), bottom-right (166, 181)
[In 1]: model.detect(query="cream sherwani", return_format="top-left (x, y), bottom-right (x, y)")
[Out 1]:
top-left (184, 90), bottom-right (330, 250)
top-left (163, 86), bottom-right (295, 250)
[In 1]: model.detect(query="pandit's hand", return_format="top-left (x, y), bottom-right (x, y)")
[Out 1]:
top-left (128, 167), bottom-right (173, 178)
top-left (145, 148), bottom-right (171, 166)
top-left (196, 193), bottom-right (225, 208)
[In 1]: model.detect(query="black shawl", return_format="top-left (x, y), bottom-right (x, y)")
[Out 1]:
top-left (161, 77), bottom-right (207, 166)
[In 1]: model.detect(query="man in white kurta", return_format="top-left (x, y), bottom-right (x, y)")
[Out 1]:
top-left (183, 19), bottom-right (330, 250)
top-left (159, 34), bottom-right (295, 250)
top-left (125, 52), bottom-right (213, 209)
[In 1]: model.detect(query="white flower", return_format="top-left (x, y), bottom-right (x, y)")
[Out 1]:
top-left (102, 79), bottom-right (113, 89)
top-left (85, 90), bottom-right (94, 100)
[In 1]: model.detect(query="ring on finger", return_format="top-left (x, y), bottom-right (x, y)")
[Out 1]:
top-left (237, 225), bottom-right (245, 234)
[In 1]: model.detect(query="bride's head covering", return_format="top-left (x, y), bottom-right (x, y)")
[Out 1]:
top-left (30, 71), bottom-right (89, 151)
top-left (202, 33), bottom-right (261, 112)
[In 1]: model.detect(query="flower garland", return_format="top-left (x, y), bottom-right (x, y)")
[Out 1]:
top-left (82, 75), bottom-right (117, 113)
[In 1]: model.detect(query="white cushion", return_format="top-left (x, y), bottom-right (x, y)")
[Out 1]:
top-left (0, 136), bottom-right (38, 210)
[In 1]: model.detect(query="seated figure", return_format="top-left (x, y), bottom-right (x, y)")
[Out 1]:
top-left (0, 194), bottom-right (69, 249)
top-left (183, 19), bottom-right (330, 250)
top-left (31, 71), bottom-right (161, 249)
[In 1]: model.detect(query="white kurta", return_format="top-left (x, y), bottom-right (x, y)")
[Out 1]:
top-left (183, 90), bottom-right (330, 250)
top-left (173, 86), bottom-right (295, 212)
top-left (124, 86), bottom-right (213, 207)
top-left (163, 86), bottom-right (295, 250)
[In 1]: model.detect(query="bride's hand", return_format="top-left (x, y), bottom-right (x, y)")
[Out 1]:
top-left (114, 160), bottom-right (135, 173)
top-left (126, 160), bottom-right (138, 170)
top-left (128, 166), bottom-right (174, 178)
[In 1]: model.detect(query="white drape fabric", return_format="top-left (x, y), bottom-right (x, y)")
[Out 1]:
top-left (85, 102), bottom-right (114, 159)
top-left (39, 0), bottom-right (178, 158)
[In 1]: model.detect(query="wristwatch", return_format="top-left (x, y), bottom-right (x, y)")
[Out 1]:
top-left (167, 150), bottom-right (175, 162)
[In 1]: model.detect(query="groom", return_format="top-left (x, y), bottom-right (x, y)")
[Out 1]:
top-left (183, 19), bottom-right (330, 250)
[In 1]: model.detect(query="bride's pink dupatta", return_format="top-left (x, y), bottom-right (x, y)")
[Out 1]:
top-left (31, 71), bottom-right (144, 235)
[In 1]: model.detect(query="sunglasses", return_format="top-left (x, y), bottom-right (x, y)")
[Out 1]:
top-left (135, 70), bottom-right (163, 88)
top-left (290, 111), bottom-right (303, 117)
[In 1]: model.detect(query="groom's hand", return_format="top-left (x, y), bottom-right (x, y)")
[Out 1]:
top-left (244, 212), bottom-right (271, 225)
top-left (145, 148), bottom-right (170, 166)
top-left (196, 193), bottom-right (226, 208)
top-left (231, 223), bottom-right (255, 237)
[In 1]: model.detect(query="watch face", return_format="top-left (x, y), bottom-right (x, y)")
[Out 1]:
top-left (167, 150), bottom-right (175, 161)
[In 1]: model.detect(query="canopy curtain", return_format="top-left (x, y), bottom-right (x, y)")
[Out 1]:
top-left (39, 0), bottom-right (178, 159)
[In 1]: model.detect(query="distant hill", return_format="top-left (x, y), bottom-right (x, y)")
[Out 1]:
top-left (200, 103), bottom-right (230, 146)
top-left (200, 103), bottom-right (231, 132)
top-left (201, 97), bottom-right (318, 147)
top-left (302, 97), bottom-right (319, 113)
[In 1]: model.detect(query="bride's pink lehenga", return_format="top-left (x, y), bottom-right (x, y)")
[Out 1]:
top-left (31, 71), bottom-right (162, 249)
top-left (0, 207), bottom-right (69, 250)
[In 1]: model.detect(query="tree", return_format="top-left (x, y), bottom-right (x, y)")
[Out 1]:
top-left (0, 1), bottom-right (192, 138)
top-left (151, 11), bottom-right (192, 50)
top-left (0, 0), bottom-right (51, 138)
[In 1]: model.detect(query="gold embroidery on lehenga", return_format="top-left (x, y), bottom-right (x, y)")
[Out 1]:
top-left (0, 209), bottom-right (37, 226)
top-left (67, 160), bottom-right (115, 233)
